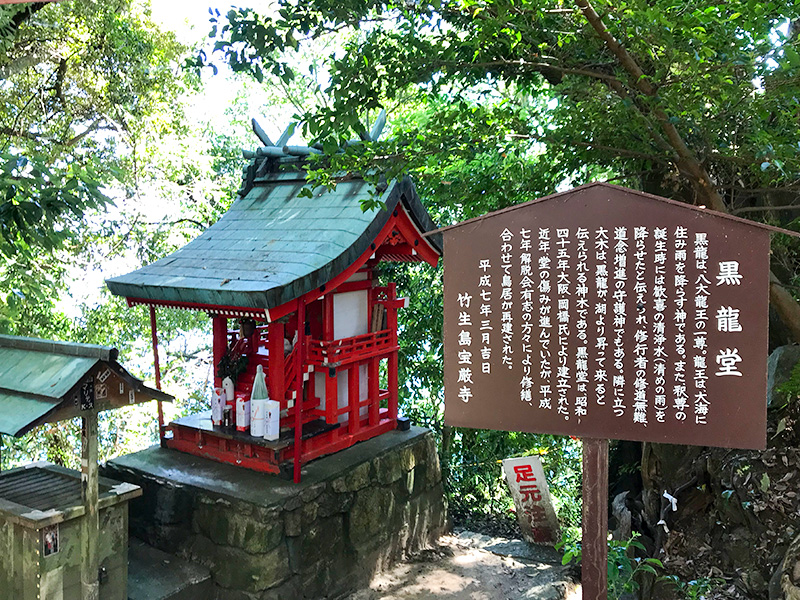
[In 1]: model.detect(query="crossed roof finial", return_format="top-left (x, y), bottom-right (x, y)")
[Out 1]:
top-left (247, 109), bottom-right (387, 159)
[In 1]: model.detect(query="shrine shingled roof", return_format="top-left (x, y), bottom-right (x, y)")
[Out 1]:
top-left (105, 171), bottom-right (441, 313)
top-left (0, 335), bottom-right (171, 437)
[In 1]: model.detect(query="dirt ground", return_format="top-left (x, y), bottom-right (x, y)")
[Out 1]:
top-left (345, 531), bottom-right (581, 600)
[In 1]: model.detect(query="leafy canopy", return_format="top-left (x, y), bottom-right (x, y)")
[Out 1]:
top-left (0, 0), bottom-right (188, 333)
top-left (206, 0), bottom-right (800, 211)
top-left (199, 0), bottom-right (800, 529)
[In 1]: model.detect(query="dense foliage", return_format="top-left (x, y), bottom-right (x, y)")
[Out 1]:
top-left (206, 0), bottom-right (800, 335)
top-left (0, 0), bottom-right (187, 332)
top-left (0, 0), bottom-right (249, 470)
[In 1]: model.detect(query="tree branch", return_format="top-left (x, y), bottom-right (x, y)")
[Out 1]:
top-left (146, 218), bottom-right (207, 229)
top-left (9, 2), bottom-right (48, 33)
top-left (574, 0), bottom-right (800, 344)
top-left (63, 118), bottom-right (103, 147)
top-left (732, 205), bottom-right (800, 216)
top-left (0, 126), bottom-right (39, 140)
top-left (437, 58), bottom-right (623, 83)
top-left (507, 132), bottom-right (669, 163)
top-left (603, 77), bottom-right (674, 155)
top-left (575, 0), bottom-right (726, 212)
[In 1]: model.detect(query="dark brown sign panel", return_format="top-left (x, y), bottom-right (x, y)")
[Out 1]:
top-left (443, 183), bottom-right (770, 449)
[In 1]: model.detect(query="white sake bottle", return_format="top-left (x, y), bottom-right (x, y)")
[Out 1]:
top-left (250, 365), bottom-right (270, 437)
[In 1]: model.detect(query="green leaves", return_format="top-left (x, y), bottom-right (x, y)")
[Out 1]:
top-left (559, 531), bottom-right (676, 599)
top-left (0, 0), bottom-right (191, 332)
top-left (0, 152), bottom-right (109, 250)
top-left (0, 150), bottom-right (112, 331)
top-left (203, 0), bottom-right (800, 213)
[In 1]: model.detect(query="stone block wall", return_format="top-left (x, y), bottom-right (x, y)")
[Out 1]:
top-left (102, 427), bottom-right (446, 599)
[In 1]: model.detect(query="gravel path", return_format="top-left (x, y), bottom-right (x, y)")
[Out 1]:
top-left (345, 531), bottom-right (581, 600)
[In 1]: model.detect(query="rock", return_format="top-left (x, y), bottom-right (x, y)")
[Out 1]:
top-left (349, 486), bottom-right (395, 548)
top-left (193, 499), bottom-right (283, 554)
top-left (316, 489), bottom-right (353, 518)
top-left (300, 481), bottom-right (326, 503)
top-left (259, 578), bottom-right (302, 600)
top-left (107, 427), bottom-right (445, 598)
top-left (403, 469), bottom-right (415, 497)
top-left (204, 542), bottom-right (291, 593)
top-left (781, 534), bottom-right (800, 600)
top-left (283, 509), bottom-right (301, 537)
top-left (331, 461), bottom-right (372, 493)
top-left (375, 451), bottom-right (404, 485)
top-left (767, 345), bottom-right (800, 407)
top-left (611, 491), bottom-right (632, 541)
top-left (297, 515), bottom-right (344, 568)
top-left (400, 446), bottom-right (417, 472)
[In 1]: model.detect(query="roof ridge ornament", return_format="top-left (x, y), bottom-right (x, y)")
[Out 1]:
top-left (244, 109), bottom-right (388, 160)
top-left (251, 118), bottom-right (273, 147)
top-left (369, 109), bottom-right (387, 142)
top-left (275, 122), bottom-right (297, 147)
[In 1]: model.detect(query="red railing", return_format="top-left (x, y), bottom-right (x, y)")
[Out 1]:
top-left (307, 329), bottom-right (396, 366)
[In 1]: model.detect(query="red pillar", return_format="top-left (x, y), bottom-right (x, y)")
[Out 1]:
top-left (322, 293), bottom-right (338, 424)
top-left (323, 293), bottom-right (334, 340)
top-left (267, 321), bottom-right (285, 405)
top-left (387, 283), bottom-right (399, 421)
top-left (149, 306), bottom-right (165, 443)
top-left (348, 365), bottom-right (360, 434)
top-left (325, 370), bottom-right (338, 425)
top-left (368, 357), bottom-right (379, 426)
top-left (293, 301), bottom-right (306, 483)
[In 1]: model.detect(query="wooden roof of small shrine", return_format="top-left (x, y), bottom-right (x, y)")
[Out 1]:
top-left (106, 116), bottom-right (442, 318)
top-left (0, 335), bottom-right (172, 437)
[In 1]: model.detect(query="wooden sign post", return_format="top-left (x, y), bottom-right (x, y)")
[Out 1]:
top-left (582, 438), bottom-right (608, 599)
top-left (440, 183), bottom-right (781, 597)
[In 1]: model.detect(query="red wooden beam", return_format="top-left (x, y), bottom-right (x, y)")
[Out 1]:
top-left (212, 316), bottom-right (228, 389)
top-left (149, 306), bottom-right (165, 443)
top-left (269, 204), bottom-right (440, 321)
top-left (293, 299), bottom-right (306, 483)
top-left (267, 321), bottom-right (285, 404)
top-left (325, 369), bottom-right (337, 425)
top-left (331, 279), bottom-right (374, 294)
top-left (369, 358), bottom-right (380, 427)
top-left (386, 283), bottom-right (399, 421)
top-left (128, 296), bottom-right (268, 319)
top-left (389, 208), bottom-right (440, 267)
top-left (348, 365), bottom-right (360, 435)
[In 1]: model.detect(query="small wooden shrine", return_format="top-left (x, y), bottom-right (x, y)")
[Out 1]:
top-left (106, 114), bottom-right (442, 482)
top-left (0, 334), bottom-right (171, 600)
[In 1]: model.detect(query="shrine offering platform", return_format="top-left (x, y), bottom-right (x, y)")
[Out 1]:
top-left (102, 426), bottom-right (446, 599)
top-left (167, 411), bottom-right (344, 475)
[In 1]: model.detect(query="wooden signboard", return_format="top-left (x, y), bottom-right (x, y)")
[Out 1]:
top-left (441, 182), bottom-right (780, 599)
top-left (443, 183), bottom-right (773, 450)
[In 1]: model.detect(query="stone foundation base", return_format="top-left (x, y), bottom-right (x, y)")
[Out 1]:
top-left (102, 426), bottom-right (446, 599)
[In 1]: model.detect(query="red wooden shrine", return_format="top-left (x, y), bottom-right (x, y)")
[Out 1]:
top-left (107, 118), bottom-right (442, 482)
top-left (167, 221), bottom-right (438, 480)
